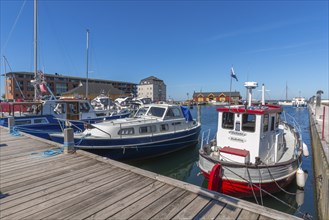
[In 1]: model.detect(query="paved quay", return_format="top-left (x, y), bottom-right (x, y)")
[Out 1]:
top-left (0, 126), bottom-right (301, 220)
top-left (308, 103), bottom-right (329, 220)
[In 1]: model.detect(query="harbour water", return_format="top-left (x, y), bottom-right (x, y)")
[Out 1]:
top-left (128, 105), bottom-right (317, 219)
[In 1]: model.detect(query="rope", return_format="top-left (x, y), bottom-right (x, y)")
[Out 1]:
top-left (31, 147), bottom-right (63, 158)
top-left (11, 126), bottom-right (22, 136)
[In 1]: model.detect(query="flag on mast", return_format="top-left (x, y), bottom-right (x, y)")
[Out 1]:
top-left (231, 67), bottom-right (238, 81)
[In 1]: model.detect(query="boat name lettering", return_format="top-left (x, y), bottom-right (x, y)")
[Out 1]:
top-left (228, 131), bottom-right (246, 136)
top-left (228, 137), bottom-right (245, 142)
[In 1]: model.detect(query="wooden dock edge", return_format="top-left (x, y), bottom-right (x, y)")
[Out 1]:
top-left (308, 105), bottom-right (329, 220)
top-left (76, 149), bottom-right (302, 220)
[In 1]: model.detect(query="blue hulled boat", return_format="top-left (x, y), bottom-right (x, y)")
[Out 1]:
top-left (50, 104), bottom-right (201, 160)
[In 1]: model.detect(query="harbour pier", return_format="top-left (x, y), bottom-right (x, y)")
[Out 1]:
top-left (0, 126), bottom-right (302, 219)
top-left (308, 102), bottom-right (329, 220)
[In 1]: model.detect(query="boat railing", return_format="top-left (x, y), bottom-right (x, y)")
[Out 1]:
top-left (56, 118), bottom-right (84, 133)
top-left (200, 129), bottom-right (211, 149)
top-left (282, 112), bottom-right (302, 139)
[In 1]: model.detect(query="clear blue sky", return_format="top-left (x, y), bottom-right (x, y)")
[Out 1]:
top-left (1, 0), bottom-right (328, 101)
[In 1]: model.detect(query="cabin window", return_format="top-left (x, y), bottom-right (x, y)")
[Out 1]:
top-left (139, 125), bottom-right (156, 134)
top-left (271, 116), bottom-right (275, 131)
top-left (276, 114), bottom-right (280, 128)
top-left (15, 120), bottom-right (32, 125)
top-left (34, 118), bottom-right (48, 124)
top-left (242, 114), bottom-right (256, 132)
top-left (165, 107), bottom-right (182, 118)
top-left (147, 107), bottom-right (165, 117)
top-left (263, 114), bottom-right (269, 132)
top-left (222, 112), bottom-right (234, 129)
top-left (80, 103), bottom-right (90, 113)
top-left (118, 128), bottom-right (134, 135)
top-left (160, 124), bottom-right (169, 132)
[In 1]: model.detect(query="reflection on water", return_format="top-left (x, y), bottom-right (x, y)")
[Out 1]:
top-left (126, 105), bottom-right (316, 219)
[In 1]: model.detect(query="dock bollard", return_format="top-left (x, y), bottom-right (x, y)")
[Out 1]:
top-left (197, 104), bottom-right (201, 124)
top-left (63, 128), bottom-right (75, 154)
top-left (8, 117), bottom-right (14, 134)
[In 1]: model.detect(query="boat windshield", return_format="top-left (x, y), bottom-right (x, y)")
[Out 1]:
top-left (146, 106), bottom-right (166, 118)
top-left (134, 106), bottom-right (149, 117)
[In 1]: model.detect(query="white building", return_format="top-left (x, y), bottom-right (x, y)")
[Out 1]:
top-left (137, 76), bottom-right (166, 102)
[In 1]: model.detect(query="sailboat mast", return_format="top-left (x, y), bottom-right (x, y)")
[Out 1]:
top-left (285, 82), bottom-right (288, 101)
top-left (86, 29), bottom-right (89, 99)
top-left (34, 0), bottom-right (38, 100)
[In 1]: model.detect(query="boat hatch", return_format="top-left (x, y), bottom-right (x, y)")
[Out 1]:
top-left (220, 146), bottom-right (250, 164)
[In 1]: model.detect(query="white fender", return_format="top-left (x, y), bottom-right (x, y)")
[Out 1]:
top-left (303, 142), bottom-right (309, 157)
top-left (296, 168), bottom-right (306, 188)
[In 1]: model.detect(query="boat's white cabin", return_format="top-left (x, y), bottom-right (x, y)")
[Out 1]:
top-left (215, 105), bottom-right (284, 164)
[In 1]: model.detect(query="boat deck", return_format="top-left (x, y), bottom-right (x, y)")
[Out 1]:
top-left (0, 126), bottom-right (301, 219)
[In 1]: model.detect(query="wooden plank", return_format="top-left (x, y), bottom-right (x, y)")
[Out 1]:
top-left (0, 139), bottom-right (51, 154)
top-left (258, 215), bottom-right (276, 220)
top-left (150, 192), bottom-right (198, 219)
top-left (72, 181), bottom-right (165, 220)
top-left (1, 170), bottom-right (132, 219)
top-left (0, 159), bottom-right (98, 192)
top-left (0, 163), bottom-right (106, 203)
top-left (0, 165), bottom-right (120, 210)
top-left (39, 176), bottom-right (158, 219)
top-left (215, 204), bottom-right (242, 220)
top-left (85, 183), bottom-right (171, 220)
top-left (0, 154), bottom-right (72, 174)
top-left (110, 184), bottom-right (175, 219)
top-left (237, 209), bottom-right (260, 219)
top-left (2, 161), bottom-right (104, 195)
top-left (0, 149), bottom-right (68, 166)
top-left (172, 195), bottom-right (211, 220)
top-left (129, 187), bottom-right (186, 219)
top-left (0, 156), bottom-right (92, 186)
top-left (192, 200), bottom-right (226, 220)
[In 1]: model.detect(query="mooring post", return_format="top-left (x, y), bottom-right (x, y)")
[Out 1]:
top-left (8, 117), bottom-right (14, 134)
top-left (63, 128), bottom-right (75, 154)
top-left (197, 104), bottom-right (201, 124)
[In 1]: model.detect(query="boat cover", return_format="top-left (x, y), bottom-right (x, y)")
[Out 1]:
top-left (181, 106), bottom-right (193, 122)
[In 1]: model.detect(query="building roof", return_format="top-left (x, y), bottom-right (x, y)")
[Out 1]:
top-left (139, 76), bottom-right (165, 85)
top-left (4, 72), bottom-right (136, 85)
top-left (62, 82), bottom-right (125, 96)
top-left (193, 91), bottom-right (241, 97)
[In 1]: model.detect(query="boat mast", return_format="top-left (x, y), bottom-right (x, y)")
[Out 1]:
top-left (34, 0), bottom-right (38, 100)
top-left (86, 29), bottom-right (89, 99)
top-left (285, 82), bottom-right (288, 101)
top-left (261, 83), bottom-right (265, 105)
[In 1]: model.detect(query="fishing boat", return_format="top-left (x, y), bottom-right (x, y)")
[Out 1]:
top-left (292, 97), bottom-right (307, 108)
top-left (198, 82), bottom-right (308, 198)
top-left (50, 103), bottom-right (201, 160)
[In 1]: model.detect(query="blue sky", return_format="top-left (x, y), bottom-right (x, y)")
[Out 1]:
top-left (1, 0), bottom-right (328, 101)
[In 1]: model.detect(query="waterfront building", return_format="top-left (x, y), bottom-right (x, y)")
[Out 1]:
top-left (137, 76), bottom-right (166, 102)
top-left (61, 82), bottom-right (128, 100)
top-left (2, 72), bottom-right (137, 100)
top-left (193, 91), bottom-right (241, 104)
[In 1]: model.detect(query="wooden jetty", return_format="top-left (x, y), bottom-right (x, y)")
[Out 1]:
top-left (0, 126), bottom-right (301, 220)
